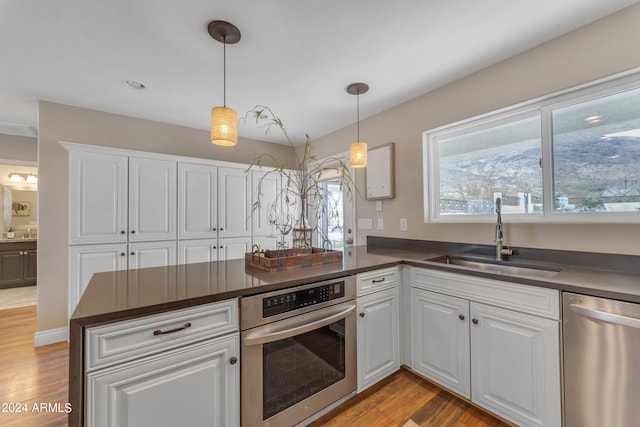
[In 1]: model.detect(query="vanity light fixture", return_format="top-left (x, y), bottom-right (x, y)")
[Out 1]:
top-left (9, 173), bottom-right (37, 183)
top-left (347, 82), bottom-right (369, 168)
top-left (208, 20), bottom-right (241, 147)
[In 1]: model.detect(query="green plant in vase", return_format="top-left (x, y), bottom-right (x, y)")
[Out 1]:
top-left (243, 105), bottom-right (357, 254)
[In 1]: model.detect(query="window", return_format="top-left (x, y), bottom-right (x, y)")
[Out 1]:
top-left (424, 71), bottom-right (640, 222)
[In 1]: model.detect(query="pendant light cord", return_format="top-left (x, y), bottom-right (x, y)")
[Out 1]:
top-left (222, 35), bottom-right (227, 107)
top-left (356, 91), bottom-right (360, 142)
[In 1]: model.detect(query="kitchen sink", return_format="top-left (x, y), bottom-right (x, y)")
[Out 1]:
top-left (424, 255), bottom-right (561, 278)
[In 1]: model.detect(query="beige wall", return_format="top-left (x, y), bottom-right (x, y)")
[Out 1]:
top-left (310, 4), bottom-right (640, 256)
top-left (0, 134), bottom-right (37, 162)
top-left (37, 101), bottom-right (295, 332)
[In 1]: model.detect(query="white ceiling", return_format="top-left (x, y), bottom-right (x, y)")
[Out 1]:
top-left (0, 0), bottom-right (637, 145)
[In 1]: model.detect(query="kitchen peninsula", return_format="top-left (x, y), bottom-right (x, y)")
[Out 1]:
top-left (69, 239), bottom-right (640, 427)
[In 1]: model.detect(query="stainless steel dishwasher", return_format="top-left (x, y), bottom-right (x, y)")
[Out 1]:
top-left (563, 292), bottom-right (640, 427)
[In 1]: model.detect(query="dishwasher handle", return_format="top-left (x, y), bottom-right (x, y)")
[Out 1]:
top-left (570, 303), bottom-right (640, 329)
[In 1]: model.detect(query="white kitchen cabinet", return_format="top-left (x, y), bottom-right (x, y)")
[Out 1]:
top-left (69, 152), bottom-right (177, 244)
top-left (357, 286), bottom-right (400, 392)
top-left (86, 333), bottom-right (239, 427)
top-left (128, 240), bottom-right (177, 269)
top-left (410, 267), bottom-right (561, 427)
top-left (410, 288), bottom-right (470, 398)
top-left (69, 151), bottom-right (128, 244)
top-left (252, 235), bottom-right (279, 251)
top-left (470, 302), bottom-right (560, 427)
top-left (218, 167), bottom-right (251, 238)
top-left (68, 243), bottom-right (128, 318)
top-left (356, 267), bottom-right (400, 392)
top-left (128, 157), bottom-right (177, 242)
top-left (218, 237), bottom-right (251, 261)
top-left (178, 239), bottom-right (218, 264)
top-left (178, 163), bottom-right (218, 239)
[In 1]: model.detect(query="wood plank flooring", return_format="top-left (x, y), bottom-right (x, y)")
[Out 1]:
top-left (309, 369), bottom-right (512, 427)
top-left (0, 306), bottom-right (69, 427)
top-left (0, 306), bottom-right (510, 427)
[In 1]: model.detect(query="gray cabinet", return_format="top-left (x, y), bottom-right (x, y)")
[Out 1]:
top-left (0, 241), bottom-right (37, 289)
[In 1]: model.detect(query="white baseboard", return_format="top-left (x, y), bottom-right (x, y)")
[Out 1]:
top-left (34, 327), bottom-right (68, 347)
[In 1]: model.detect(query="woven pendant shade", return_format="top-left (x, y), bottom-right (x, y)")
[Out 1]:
top-left (211, 106), bottom-right (238, 146)
top-left (349, 141), bottom-right (367, 168)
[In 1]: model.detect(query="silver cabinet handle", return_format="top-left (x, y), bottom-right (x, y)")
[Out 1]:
top-left (571, 304), bottom-right (640, 329)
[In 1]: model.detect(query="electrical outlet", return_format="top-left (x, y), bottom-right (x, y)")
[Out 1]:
top-left (376, 200), bottom-right (383, 212)
top-left (358, 218), bottom-right (372, 230)
top-left (400, 218), bottom-right (408, 231)
top-left (377, 218), bottom-right (384, 230)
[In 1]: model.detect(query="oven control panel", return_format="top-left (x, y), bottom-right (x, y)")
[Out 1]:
top-left (263, 281), bottom-right (345, 318)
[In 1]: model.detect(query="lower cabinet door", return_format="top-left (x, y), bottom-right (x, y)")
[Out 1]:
top-left (357, 287), bottom-right (400, 392)
top-left (86, 334), bottom-right (239, 427)
top-left (470, 303), bottom-right (561, 427)
top-left (410, 288), bottom-right (470, 398)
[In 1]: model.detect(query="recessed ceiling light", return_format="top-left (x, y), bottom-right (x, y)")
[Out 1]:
top-left (121, 80), bottom-right (146, 90)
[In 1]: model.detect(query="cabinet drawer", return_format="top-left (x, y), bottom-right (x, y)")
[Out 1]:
top-left (411, 267), bottom-right (559, 320)
top-left (86, 299), bottom-right (238, 371)
top-left (357, 267), bottom-right (398, 296)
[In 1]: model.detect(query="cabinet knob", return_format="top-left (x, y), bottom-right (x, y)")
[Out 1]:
top-left (472, 318), bottom-right (479, 325)
top-left (130, 230), bottom-right (136, 234)
top-left (130, 252), bottom-right (135, 256)
top-left (359, 312), bottom-right (365, 318)
top-left (220, 245), bottom-right (224, 249)
top-left (459, 314), bottom-right (465, 321)
top-left (220, 228), bottom-right (224, 231)
top-left (212, 227), bottom-right (217, 231)
top-left (213, 246), bottom-right (217, 249)
top-left (120, 230), bottom-right (126, 234)
top-left (120, 252), bottom-right (126, 256)
top-left (229, 357), bottom-right (238, 365)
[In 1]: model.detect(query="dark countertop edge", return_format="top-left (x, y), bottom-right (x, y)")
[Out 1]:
top-left (68, 260), bottom-right (402, 328)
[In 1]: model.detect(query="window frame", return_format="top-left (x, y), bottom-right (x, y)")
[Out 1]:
top-left (423, 69), bottom-right (640, 224)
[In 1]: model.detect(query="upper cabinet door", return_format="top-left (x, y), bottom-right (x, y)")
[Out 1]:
top-left (178, 163), bottom-right (218, 239)
top-left (218, 167), bottom-right (251, 237)
top-left (129, 157), bottom-right (177, 241)
top-left (251, 170), bottom-right (280, 237)
top-left (69, 151), bottom-right (128, 244)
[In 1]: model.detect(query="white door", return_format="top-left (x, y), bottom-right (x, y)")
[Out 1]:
top-left (218, 167), bottom-right (251, 238)
top-left (470, 302), bottom-right (561, 427)
top-left (357, 287), bottom-right (400, 392)
top-left (251, 170), bottom-right (280, 237)
top-left (128, 241), bottom-right (176, 270)
top-left (218, 237), bottom-right (251, 261)
top-left (178, 163), bottom-right (218, 239)
top-left (129, 157), bottom-right (177, 241)
top-left (68, 243), bottom-right (128, 318)
top-left (411, 288), bottom-right (470, 398)
top-left (86, 335), bottom-right (240, 427)
top-left (177, 239), bottom-right (218, 264)
top-left (69, 151), bottom-right (128, 244)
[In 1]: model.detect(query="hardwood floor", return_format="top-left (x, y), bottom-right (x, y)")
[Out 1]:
top-left (0, 306), bottom-right (69, 427)
top-left (309, 369), bottom-right (512, 427)
top-left (0, 306), bottom-right (509, 427)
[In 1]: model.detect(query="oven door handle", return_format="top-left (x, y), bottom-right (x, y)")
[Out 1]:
top-left (243, 304), bottom-right (355, 346)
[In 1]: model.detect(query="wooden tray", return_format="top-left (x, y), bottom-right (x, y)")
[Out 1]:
top-left (245, 248), bottom-right (343, 272)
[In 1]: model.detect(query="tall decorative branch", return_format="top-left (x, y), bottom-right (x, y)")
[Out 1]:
top-left (242, 105), bottom-right (357, 251)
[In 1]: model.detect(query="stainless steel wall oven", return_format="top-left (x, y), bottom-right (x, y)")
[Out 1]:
top-left (240, 276), bottom-right (357, 427)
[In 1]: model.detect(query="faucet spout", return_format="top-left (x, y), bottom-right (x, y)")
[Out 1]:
top-left (494, 197), bottom-right (513, 261)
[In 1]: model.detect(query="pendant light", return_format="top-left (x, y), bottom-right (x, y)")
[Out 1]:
top-left (347, 82), bottom-right (369, 168)
top-left (208, 20), bottom-right (241, 146)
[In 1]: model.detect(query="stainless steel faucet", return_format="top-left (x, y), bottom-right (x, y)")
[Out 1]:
top-left (495, 197), bottom-right (513, 261)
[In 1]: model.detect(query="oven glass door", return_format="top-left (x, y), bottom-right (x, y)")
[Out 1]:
top-left (263, 318), bottom-right (346, 419)
top-left (241, 301), bottom-right (357, 427)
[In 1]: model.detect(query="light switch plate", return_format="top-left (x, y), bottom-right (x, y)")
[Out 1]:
top-left (377, 218), bottom-right (384, 230)
top-left (400, 218), bottom-right (408, 231)
top-left (376, 200), bottom-right (383, 212)
top-left (358, 218), bottom-right (373, 229)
